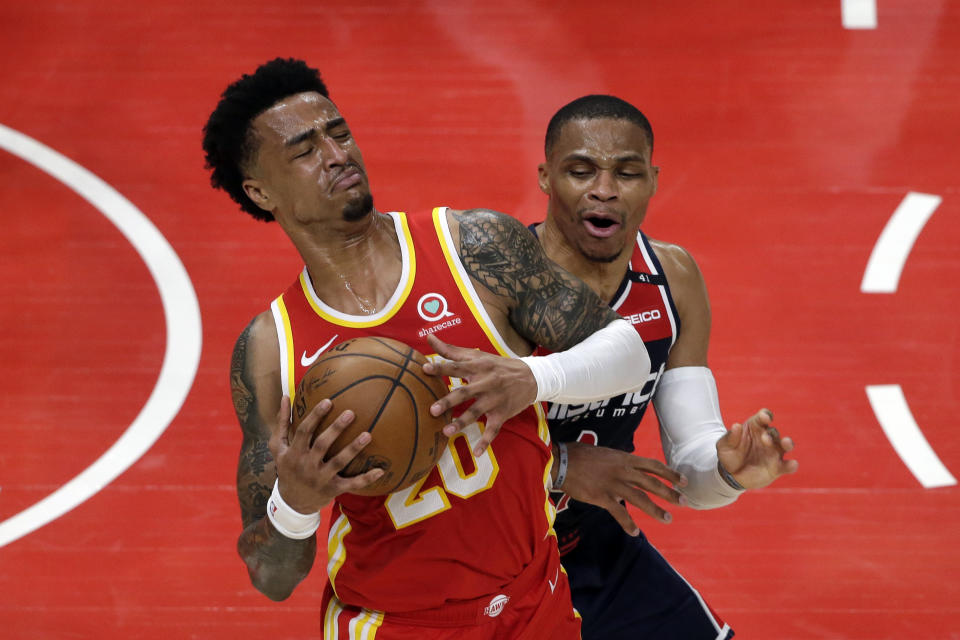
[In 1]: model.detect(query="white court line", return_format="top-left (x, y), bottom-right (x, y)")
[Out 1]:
top-left (861, 192), bottom-right (941, 293)
top-left (0, 123), bottom-right (203, 548)
top-left (866, 385), bottom-right (956, 488)
top-left (842, 0), bottom-right (878, 29)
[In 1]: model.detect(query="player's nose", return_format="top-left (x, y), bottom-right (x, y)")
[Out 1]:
top-left (588, 170), bottom-right (618, 201)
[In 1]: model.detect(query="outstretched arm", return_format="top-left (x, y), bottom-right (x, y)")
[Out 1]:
top-left (652, 240), bottom-right (797, 508)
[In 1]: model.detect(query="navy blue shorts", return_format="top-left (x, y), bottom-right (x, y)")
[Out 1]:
top-left (559, 514), bottom-right (734, 640)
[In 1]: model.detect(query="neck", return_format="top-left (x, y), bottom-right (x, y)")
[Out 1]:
top-left (287, 211), bottom-right (403, 315)
top-left (536, 219), bottom-right (632, 304)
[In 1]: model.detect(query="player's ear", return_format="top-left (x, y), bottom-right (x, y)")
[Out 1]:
top-left (537, 163), bottom-right (550, 195)
top-left (243, 179), bottom-right (274, 212)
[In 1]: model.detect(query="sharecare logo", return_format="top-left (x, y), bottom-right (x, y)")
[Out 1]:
top-left (417, 292), bottom-right (455, 322)
top-left (625, 309), bottom-right (661, 325)
top-left (483, 594), bottom-right (510, 618)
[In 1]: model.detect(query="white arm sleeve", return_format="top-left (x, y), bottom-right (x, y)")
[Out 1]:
top-left (652, 366), bottom-right (744, 509)
top-left (519, 318), bottom-right (650, 404)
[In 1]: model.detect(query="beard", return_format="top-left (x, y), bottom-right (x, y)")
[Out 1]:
top-left (342, 192), bottom-right (374, 222)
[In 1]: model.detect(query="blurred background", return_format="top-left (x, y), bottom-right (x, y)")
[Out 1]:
top-left (1, 1), bottom-right (958, 637)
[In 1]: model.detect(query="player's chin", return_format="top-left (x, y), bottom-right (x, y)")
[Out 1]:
top-left (582, 243), bottom-right (623, 264)
top-left (342, 192), bottom-right (374, 221)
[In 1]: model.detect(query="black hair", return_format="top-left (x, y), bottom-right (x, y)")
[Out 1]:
top-left (544, 94), bottom-right (654, 158)
top-left (202, 58), bottom-right (330, 221)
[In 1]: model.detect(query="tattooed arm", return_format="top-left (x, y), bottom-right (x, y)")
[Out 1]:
top-left (423, 208), bottom-right (647, 454)
top-left (450, 208), bottom-right (620, 350)
top-left (232, 313), bottom-right (317, 601)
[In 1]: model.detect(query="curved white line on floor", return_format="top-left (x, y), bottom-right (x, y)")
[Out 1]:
top-left (866, 385), bottom-right (956, 488)
top-left (0, 123), bottom-right (203, 548)
top-left (843, 0), bottom-right (878, 29)
top-left (861, 192), bottom-right (941, 293)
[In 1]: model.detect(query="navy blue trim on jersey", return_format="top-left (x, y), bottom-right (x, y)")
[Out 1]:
top-left (634, 231), bottom-right (682, 339)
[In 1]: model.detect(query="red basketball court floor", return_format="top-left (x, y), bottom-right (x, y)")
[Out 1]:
top-left (1, 1), bottom-right (958, 638)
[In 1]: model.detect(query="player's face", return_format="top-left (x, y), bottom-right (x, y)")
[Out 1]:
top-left (539, 118), bottom-right (658, 263)
top-left (242, 92), bottom-right (373, 225)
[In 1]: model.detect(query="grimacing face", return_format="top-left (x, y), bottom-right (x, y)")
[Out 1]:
top-left (539, 117), bottom-right (658, 263)
top-left (242, 92), bottom-right (373, 224)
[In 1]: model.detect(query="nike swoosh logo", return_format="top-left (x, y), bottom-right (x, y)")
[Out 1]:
top-left (301, 334), bottom-right (339, 367)
top-left (548, 567), bottom-right (559, 594)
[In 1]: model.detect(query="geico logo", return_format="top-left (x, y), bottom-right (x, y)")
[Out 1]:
top-left (626, 309), bottom-right (662, 324)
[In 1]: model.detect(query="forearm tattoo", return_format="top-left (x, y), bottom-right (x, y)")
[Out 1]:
top-left (231, 320), bottom-right (273, 528)
top-left (231, 320), bottom-right (316, 595)
top-left (454, 209), bottom-right (618, 350)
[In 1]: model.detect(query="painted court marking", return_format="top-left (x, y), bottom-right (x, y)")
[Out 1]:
top-left (866, 385), bottom-right (956, 488)
top-left (860, 191), bottom-right (953, 488)
top-left (861, 192), bottom-right (942, 293)
top-left (0, 123), bottom-right (203, 548)
top-left (842, 0), bottom-right (878, 29)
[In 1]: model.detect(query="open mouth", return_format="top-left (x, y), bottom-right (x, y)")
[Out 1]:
top-left (582, 213), bottom-right (622, 237)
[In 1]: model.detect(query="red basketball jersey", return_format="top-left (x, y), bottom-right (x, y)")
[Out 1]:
top-left (269, 208), bottom-right (556, 613)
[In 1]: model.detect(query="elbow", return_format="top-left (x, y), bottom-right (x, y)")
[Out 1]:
top-left (237, 534), bottom-right (310, 602)
top-left (250, 573), bottom-right (296, 601)
top-left (242, 558), bottom-right (302, 601)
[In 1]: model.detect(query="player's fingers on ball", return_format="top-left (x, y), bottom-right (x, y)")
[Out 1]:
top-left (312, 409), bottom-right (355, 453)
top-left (290, 399), bottom-right (329, 448)
top-left (342, 467), bottom-right (385, 493)
top-left (323, 427), bottom-right (369, 471)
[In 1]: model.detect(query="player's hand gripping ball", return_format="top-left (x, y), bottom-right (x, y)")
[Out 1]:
top-left (291, 337), bottom-right (450, 496)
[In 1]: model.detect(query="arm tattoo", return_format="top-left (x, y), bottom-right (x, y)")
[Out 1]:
top-left (232, 320), bottom-right (273, 528)
top-left (454, 209), bottom-right (619, 350)
top-left (231, 319), bottom-right (316, 599)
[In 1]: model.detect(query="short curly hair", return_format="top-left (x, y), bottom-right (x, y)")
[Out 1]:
top-left (202, 58), bottom-right (330, 222)
top-left (544, 95), bottom-right (654, 159)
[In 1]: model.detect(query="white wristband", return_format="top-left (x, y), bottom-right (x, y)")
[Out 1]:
top-left (266, 479), bottom-right (321, 540)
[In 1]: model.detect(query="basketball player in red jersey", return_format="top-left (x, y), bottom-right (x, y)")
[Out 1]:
top-left (531, 95), bottom-right (800, 639)
top-left (203, 60), bottom-right (654, 639)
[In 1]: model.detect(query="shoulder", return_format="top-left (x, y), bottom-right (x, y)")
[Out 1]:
top-left (233, 311), bottom-right (280, 366)
top-left (231, 311), bottom-right (281, 412)
top-left (648, 237), bottom-right (705, 294)
top-left (445, 208), bottom-right (535, 242)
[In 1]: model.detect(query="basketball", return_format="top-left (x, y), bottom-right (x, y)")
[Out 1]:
top-left (290, 336), bottom-right (451, 496)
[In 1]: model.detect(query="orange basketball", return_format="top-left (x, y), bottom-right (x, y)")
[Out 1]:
top-left (290, 336), bottom-right (450, 496)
